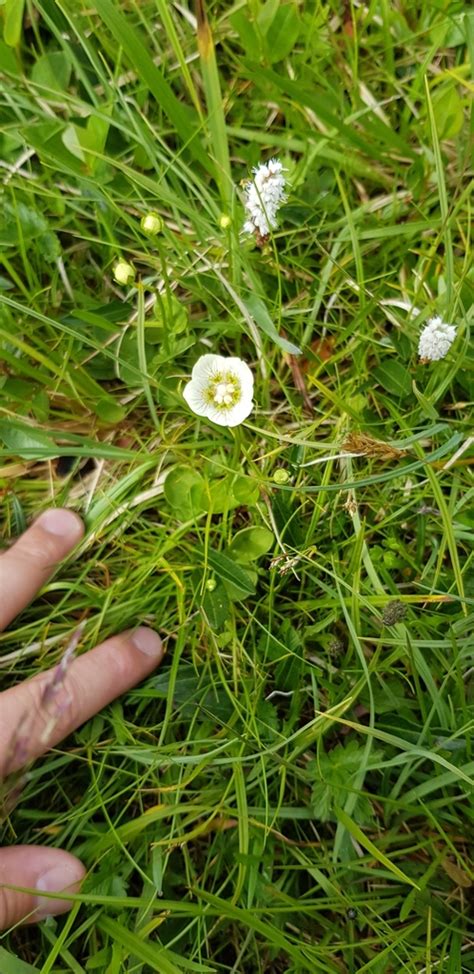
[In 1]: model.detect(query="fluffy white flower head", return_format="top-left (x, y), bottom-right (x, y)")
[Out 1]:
top-left (418, 315), bottom-right (457, 362)
top-left (183, 354), bottom-right (254, 427)
top-left (243, 158), bottom-right (287, 237)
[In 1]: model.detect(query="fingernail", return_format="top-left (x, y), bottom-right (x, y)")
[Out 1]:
top-left (131, 626), bottom-right (162, 658)
top-left (38, 509), bottom-right (83, 541)
top-left (35, 863), bottom-right (83, 919)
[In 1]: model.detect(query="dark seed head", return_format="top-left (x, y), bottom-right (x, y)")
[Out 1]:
top-left (382, 600), bottom-right (407, 627)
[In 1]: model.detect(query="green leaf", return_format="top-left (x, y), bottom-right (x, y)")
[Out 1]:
top-left (204, 548), bottom-right (256, 596)
top-left (229, 526), bottom-right (274, 563)
top-left (0, 948), bottom-right (39, 974)
top-left (309, 741), bottom-right (382, 824)
top-left (242, 292), bottom-right (301, 355)
top-left (202, 581), bottom-right (230, 629)
top-left (3, 0), bottom-right (25, 47)
top-left (223, 567), bottom-right (258, 602)
top-left (432, 85), bottom-right (464, 140)
top-left (30, 51), bottom-right (71, 93)
top-left (336, 807), bottom-right (419, 889)
top-left (0, 420), bottom-right (57, 459)
top-left (203, 476), bottom-right (234, 514)
top-left (230, 10), bottom-right (261, 59)
top-left (232, 474), bottom-right (260, 506)
top-left (153, 293), bottom-right (188, 335)
top-left (98, 915), bottom-right (214, 972)
top-left (164, 466), bottom-right (206, 518)
top-left (93, 398), bottom-right (126, 423)
top-left (93, 0), bottom-right (209, 172)
top-left (373, 360), bottom-right (412, 398)
top-left (257, 0), bottom-right (281, 36)
top-left (265, 3), bottom-right (300, 63)
top-left (0, 38), bottom-right (19, 72)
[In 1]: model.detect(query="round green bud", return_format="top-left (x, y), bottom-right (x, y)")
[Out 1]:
top-left (141, 211), bottom-right (163, 236)
top-left (206, 578), bottom-right (217, 592)
top-left (219, 214), bottom-right (232, 229)
top-left (273, 468), bottom-right (290, 485)
top-left (113, 260), bottom-right (135, 286)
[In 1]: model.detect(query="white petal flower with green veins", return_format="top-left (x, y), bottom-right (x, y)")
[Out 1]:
top-left (183, 354), bottom-right (254, 427)
top-left (418, 315), bottom-right (457, 361)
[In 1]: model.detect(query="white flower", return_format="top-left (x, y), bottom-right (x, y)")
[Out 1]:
top-left (418, 315), bottom-right (457, 361)
top-left (183, 354), bottom-right (254, 427)
top-left (243, 158), bottom-right (287, 237)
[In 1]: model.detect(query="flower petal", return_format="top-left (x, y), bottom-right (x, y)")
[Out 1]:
top-left (183, 379), bottom-right (208, 416)
top-left (221, 396), bottom-right (254, 427)
top-left (224, 358), bottom-right (254, 396)
top-left (191, 354), bottom-right (226, 383)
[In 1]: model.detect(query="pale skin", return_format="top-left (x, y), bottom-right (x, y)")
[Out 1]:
top-left (0, 508), bottom-right (163, 929)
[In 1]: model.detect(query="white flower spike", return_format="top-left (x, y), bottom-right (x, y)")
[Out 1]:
top-left (183, 354), bottom-right (254, 428)
top-left (243, 158), bottom-right (287, 238)
top-left (418, 315), bottom-right (457, 362)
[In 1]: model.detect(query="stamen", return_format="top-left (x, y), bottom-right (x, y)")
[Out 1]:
top-left (212, 379), bottom-right (237, 407)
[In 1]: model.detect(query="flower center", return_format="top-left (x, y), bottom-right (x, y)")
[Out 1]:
top-left (214, 381), bottom-right (235, 405)
top-left (207, 372), bottom-right (241, 409)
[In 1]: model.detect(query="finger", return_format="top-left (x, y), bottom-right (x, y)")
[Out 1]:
top-left (0, 845), bottom-right (85, 929)
top-left (0, 509), bottom-right (84, 631)
top-left (0, 627), bottom-right (163, 776)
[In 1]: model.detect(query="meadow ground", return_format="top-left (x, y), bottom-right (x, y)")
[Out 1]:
top-left (0, 1), bottom-right (473, 971)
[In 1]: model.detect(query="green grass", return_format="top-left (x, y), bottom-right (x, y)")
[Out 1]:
top-left (0, 0), bottom-right (473, 970)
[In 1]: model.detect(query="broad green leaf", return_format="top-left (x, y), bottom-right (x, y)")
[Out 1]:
top-left (93, 398), bottom-right (126, 423)
top-left (432, 85), bottom-right (464, 140)
top-left (62, 123), bottom-right (86, 162)
top-left (3, 0), bottom-right (25, 47)
top-left (257, 0), bottom-right (281, 35)
top-left (230, 10), bottom-right (261, 59)
top-left (224, 567), bottom-right (258, 602)
top-left (0, 420), bottom-right (57, 458)
top-left (309, 741), bottom-right (382, 824)
top-left (202, 581), bottom-right (230, 629)
top-left (204, 548), bottom-right (256, 596)
top-left (0, 38), bottom-right (19, 72)
top-left (164, 465), bottom-right (206, 518)
top-left (229, 526), bottom-right (274, 563)
top-left (232, 474), bottom-right (260, 506)
top-left (30, 50), bottom-right (71, 93)
top-left (76, 113), bottom-right (111, 170)
top-left (265, 4), bottom-right (300, 63)
top-left (204, 476), bottom-right (234, 514)
top-left (153, 293), bottom-right (188, 335)
top-left (0, 947), bottom-right (39, 974)
top-left (373, 360), bottom-right (412, 398)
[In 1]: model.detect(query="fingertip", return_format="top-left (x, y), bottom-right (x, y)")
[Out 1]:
top-left (34, 856), bottom-right (86, 921)
top-left (130, 626), bottom-right (163, 659)
top-left (35, 508), bottom-right (84, 544)
top-left (0, 847), bottom-right (86, 929)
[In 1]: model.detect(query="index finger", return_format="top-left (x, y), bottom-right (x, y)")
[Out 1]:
top-left (0, 509), bottom-right (84, 631)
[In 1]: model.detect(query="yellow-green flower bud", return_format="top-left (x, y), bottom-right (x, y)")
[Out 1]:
top-left (113, 260), bottom-right (135, 286)
top-left (141, 211), bottom-right (163, 236)
top-left (273, 468), bottom-right (290, 485)
top-left (206, 578), bottom-right (217, 592)
top-left (219, 214), bottom-right (232, 229)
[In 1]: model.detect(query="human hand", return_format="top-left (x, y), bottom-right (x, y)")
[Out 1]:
top-left (0, 508), bottom-right (163, 929)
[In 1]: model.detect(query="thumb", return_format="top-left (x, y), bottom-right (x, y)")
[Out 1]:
top-left (0, 846), bottom-right (85, 929)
